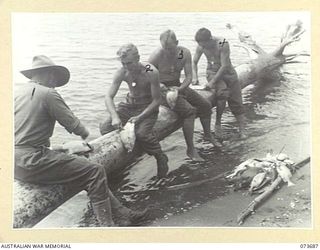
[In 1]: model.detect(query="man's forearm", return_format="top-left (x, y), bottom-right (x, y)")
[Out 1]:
top-left (209, 66), bottom-right (227, 85)
top-left (105, 97), bottom-right (119, 118)
top-left (73, 122), bottom-right (89, 139)
top-left (136, 100), bottom-right (160, 121)
top-left (179, 77), bottom-right (192, 90)
top-left (192, 62), bottom-right (199, 81)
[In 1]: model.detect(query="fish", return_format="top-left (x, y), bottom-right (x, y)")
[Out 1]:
top-left (225, 162), bottom-right (248, 179)
top-left (245, 159), bottom-right (261, 168)
top-left (225, 159), bottom-right (257, 179)
top-left (283, 159), bottom-right (295, 166)
top-left (227, 167), bottom-right (262, 187)
top-left (248, 172), bottom-right (267, 194)
top-left (120, 121), bottom-right (136, 152)
top-left (250, 168), bottom-right (277, 194)
top-left (241, 167), bottom-right (263, 179)
top-left (166, 89), bottom-right (178, 109)
top-left (267, 167), bottom-right (278, 182)
top-left (61, 141), bottom-right (92, 154)
top-left (276, 153), bottom-right (289, 161)
top-left (276, 163), bottom-right (295, 186)
top-left (226, 158), bottom-right (267, 179)
top-left (255, 161), bottom-right (273, 169)
top-left (232, 177), bottom-right (251, 191)
top-left (264, 152), bottom-right (277, 162)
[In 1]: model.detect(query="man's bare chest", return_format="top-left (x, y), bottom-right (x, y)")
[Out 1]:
top-left (125, 73), bottom-right (150, 93)
top-left (158, 55), bottom-right (184, 73)
top-left (204, 49), bottom-right (221, 63)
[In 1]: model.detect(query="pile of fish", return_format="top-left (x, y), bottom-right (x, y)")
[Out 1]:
top-left (225, 152), bottom-right (295, 195)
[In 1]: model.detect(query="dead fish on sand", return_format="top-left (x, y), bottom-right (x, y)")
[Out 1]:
top-left (120, 122), bottom-right (136, 152)
top-left (250, 169), bottom-right (276, 194)
top-left (276, 163), bottom-right (295, 186)
top-left (228, 167), bottom-right (263, 191)
top-left (283, 159), bottom-right (295, 166)
top-left (276, 153), bottom-right (289, 161)
top-left (225, 159), bottom-right (260, 179)
top-left (248, 172), bottom-right (267, 195)
top-left (267, 167), bottom-right (278, 182)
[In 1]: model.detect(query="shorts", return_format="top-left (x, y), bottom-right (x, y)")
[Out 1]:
top-left (206, 66), bottom-right (245, 115)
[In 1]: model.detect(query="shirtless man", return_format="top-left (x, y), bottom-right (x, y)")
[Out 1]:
top-left (100, 43), bottom-right (169, 178)
top-left (193, 28), bottom-right (246, 139)
top-left (149, 30), bottom-right (221, 162)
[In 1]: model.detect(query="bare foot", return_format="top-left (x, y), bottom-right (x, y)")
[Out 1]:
top-left (186, 149), bottom-right (205, 162)
top-left (203, 135), bottom-right (223, 148)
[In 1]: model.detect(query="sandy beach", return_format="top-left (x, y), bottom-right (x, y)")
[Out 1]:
top-left (152, 162), bottom-right (311, 228)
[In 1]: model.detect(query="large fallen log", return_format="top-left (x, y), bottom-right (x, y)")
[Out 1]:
top-left (13, 22), bottom-right (307, 228)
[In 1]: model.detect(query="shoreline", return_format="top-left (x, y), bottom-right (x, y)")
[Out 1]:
top-left (152, 162), bottom-right (311, 228)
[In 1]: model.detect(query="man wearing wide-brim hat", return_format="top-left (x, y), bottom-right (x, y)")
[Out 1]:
top-left (15, 55), bottom-right (148, 227)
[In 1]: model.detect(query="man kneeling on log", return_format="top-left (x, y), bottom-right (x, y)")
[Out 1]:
top-left (100, 44), bottom-right (169, 178)
top-left (15, 55), bottom-right (148, 227)
top-left (193, 28), bottom-right (246, 139)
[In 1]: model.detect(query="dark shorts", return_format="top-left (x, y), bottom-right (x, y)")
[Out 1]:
top-left (15, 146), bottom-right (109, 203)
top-left (100, 101), bottom-right (162, 156)
top-left (161, 85), bottom-right (212, 119)
top-left (206, 66), bottom-right (244, 115)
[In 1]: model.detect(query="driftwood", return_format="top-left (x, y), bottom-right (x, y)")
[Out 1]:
top-left (237, 157), bottom-right (310, 225)
top-left (13, 21), bottom-right (307, 228)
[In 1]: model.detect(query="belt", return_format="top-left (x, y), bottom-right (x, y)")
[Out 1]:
top-left (126, 94), bottom-right (152, 105)
top-left (161, 80), bottom-right (180, 87)
top-left (207, 62), bottom-right (221, 71)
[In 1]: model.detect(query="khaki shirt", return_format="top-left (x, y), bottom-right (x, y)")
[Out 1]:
top-left (15, 82), bottom-right (85, 147)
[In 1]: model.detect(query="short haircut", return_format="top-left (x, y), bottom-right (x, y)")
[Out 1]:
top-left (117, 43), bottom-right (139, 59)
top-left (160, 30), bottom-right (177, 43)
top-left (195, 28), bottom-right (212, 42)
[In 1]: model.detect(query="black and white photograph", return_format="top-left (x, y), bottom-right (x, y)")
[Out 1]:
top-left (12, 12), bottom-right (311, 229)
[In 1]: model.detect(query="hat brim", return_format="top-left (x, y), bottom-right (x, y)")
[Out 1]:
top-left (20, 65), bottom-right (70, 87)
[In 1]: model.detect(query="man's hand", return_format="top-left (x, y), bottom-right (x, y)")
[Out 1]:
top-left (219, 88), bottom-right (230, 99)
top-left (128, 116), bottom-right (141, 124)
top-left (204, 81), bottom-right (214, 90)
top-left (80, 128), bottom-right (90, 141)
top-left (112, 116), bottom-right (122, 130)
top-left (160, 83), bottom-right (168, 91)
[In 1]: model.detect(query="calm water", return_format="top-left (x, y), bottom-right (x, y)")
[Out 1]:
top-left (12, 12), bottom-right (311, 227)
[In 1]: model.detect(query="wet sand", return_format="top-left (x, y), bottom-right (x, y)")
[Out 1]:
top-left (152, 163), bottom-right (311, 228)
top-left (35, 125), bottom-right (311, 229)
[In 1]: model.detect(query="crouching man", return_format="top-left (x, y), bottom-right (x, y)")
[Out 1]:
top-left (193, 28), bottom-right (246, 139)
top-left (15, 55), bottom-right (147, 227)
top-left (99, 44), bottom-right (169, 178)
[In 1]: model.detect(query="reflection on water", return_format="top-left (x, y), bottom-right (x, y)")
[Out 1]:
top-left (12, 13), bottom-right (310, 227)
